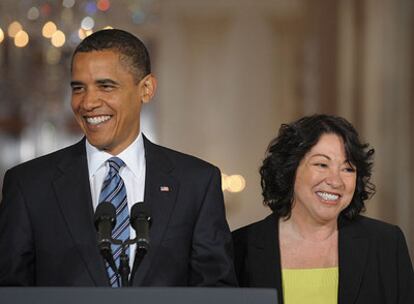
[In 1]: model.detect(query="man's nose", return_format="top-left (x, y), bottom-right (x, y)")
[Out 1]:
top-left (81, 90), bottom-right (102, 111)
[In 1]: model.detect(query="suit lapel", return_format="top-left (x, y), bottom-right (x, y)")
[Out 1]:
top-left (248, 215), bottom-right (369, 304)
top-left (249, 214), bottom-right (283, 301)
top-left (52, 139), bottom-right (108, 286)
top-left (132, 136), bottom-right (179, 285)
top-left (338, 218), bottom-right (369, 304)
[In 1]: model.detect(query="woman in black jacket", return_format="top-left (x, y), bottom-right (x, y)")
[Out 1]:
top-left (233, 114), bottom-right (414, 304)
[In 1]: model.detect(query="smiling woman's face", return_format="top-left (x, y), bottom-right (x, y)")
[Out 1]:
top-left (292, 133), bottom-right (357, 225)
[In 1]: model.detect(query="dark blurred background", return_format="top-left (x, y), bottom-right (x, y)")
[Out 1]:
top-left (0, 0), bottom-right (413, 256)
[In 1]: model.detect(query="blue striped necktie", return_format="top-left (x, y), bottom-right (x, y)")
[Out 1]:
top-left (98, 157), bottom-right (130, 287)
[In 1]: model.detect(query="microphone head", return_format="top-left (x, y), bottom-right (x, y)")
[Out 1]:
top-left (94, 202), bottom-right (116, 230)
top-left (130, 202), bottom-right (151, 222)
top-left (130, 202), bottom-right (151, 252)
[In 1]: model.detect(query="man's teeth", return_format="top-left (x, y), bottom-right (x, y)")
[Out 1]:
top-left (316, 192), bottom-right (339, 201)
top-left (86, 116), bottom-right (111, 125)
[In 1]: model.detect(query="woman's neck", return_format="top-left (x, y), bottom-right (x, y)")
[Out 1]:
top-left (279, 214), bottom-right (339, 268)
top-left (282, 211), bottom-right (338, 242)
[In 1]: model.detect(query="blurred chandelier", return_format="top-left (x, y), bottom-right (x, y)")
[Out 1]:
top-left (0, 0), bottom-right (158, 53)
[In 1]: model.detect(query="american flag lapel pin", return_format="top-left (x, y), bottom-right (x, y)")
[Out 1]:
top-left (160, 186), bottom-right (170, 192)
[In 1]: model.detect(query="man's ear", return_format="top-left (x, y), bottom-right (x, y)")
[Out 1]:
top-left (140, 74), bottom-right (157, 104)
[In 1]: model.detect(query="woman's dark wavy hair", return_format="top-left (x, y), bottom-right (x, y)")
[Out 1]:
top-left (260, 114), bottom-right (375, 220)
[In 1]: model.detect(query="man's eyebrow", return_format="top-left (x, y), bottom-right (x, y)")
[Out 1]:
top-left (70, 81), bottom-right (83, 87)
top-left (96, 79), bottom-right (119, 86)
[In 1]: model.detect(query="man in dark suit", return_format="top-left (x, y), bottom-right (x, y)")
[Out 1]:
top-left (0, 29), bottom-right (237, 287)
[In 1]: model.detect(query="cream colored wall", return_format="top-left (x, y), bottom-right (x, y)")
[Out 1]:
top-left (359, 0), bottom-right (414, 251)
top-left (155, 0), bottom-right (307, 230)
top-left (150, 0), bottom-right (414, 256)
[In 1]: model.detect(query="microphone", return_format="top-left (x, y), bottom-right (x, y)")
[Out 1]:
top-left (94, 202), bottom-right (117, 274)
top-left (129, 202), bottom-right (151, 285)
top-left (130, 202), bottom-right (151, 252)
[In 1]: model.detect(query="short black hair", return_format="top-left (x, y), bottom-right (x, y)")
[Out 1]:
top-left (71, 29), bottom-right (151, 82)
top-left (260, 114), bottom-right (375, 220)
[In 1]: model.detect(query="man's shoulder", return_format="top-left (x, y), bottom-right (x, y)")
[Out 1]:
top-left (6, 139), bottom-right (84, 177)
top-left (233, 213), bottom-right (275, 239)
top-left (145, 139), bottom-right (219, 173)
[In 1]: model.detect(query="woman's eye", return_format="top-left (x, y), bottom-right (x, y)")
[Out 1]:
top-left (344, 167), bottom-right (356, 173)
top-left (314, 163), bottom-right (328, 168)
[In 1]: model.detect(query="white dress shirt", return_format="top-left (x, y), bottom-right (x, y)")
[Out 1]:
top-left (86, 132), bottom-right (146, 270)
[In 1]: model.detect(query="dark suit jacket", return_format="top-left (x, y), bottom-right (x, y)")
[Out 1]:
top-left (233, 213), bottom-right (414, 304)
top-left (0, 136), bottom-right (237, 286)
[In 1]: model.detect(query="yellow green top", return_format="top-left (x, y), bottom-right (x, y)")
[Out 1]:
top-left (282, 267), bottom-right (338, 304)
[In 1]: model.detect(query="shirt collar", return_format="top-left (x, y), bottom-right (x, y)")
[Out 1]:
top-left (86, 133), bottom-right (145, 179)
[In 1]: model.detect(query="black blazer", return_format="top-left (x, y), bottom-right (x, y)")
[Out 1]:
top-left (233, 213), bottom-right (414, 304)
top-left (0, 136), bottom-right (237, 286)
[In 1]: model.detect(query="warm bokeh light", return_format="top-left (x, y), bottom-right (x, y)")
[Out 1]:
top-left (8, 21), bottom-right (23, 38)
top-left (0, 28), bottom-right (4, 44)
top-left (51, 30), bottom-right (66, 47)
top-left (221, 173), bottom-right (229, 191)
top-left (27, 7), bottom-right (40, 21)
top-left (78, 28), bottom-right (87, 40)
top-left (227, 175), bottom-right (246, 193)
top-left (81, 16), bottom-right (95, 30)
top-left (78, 28), bottom-right (93, 40)
top-left (221, 173), bottom-right (246, 193)
top-left (14, 30), bottom-right (29, 47)
top-left (97, 0), bottom-right (111, 12)
top-left (42, 21), bottom-right (57, 38)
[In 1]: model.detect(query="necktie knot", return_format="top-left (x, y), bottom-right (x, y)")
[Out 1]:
top-left (108, 157), bottom-right (125, 174)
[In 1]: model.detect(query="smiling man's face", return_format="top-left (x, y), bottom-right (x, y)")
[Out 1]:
top-left (71, 50), bottom-right (153, 155)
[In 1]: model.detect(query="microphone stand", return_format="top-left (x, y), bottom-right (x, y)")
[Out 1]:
top-left (129, 248), bottom-right (147, 286)
top-left (118, 243), bottom-right (131, 287)
top-left (100, 236), bottom-right (149, 287)
top-left (118, 237), bottom-right (149, 287)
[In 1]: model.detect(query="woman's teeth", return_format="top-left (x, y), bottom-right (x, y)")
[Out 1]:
top-left (316, 191), bottom-right (339, 201)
